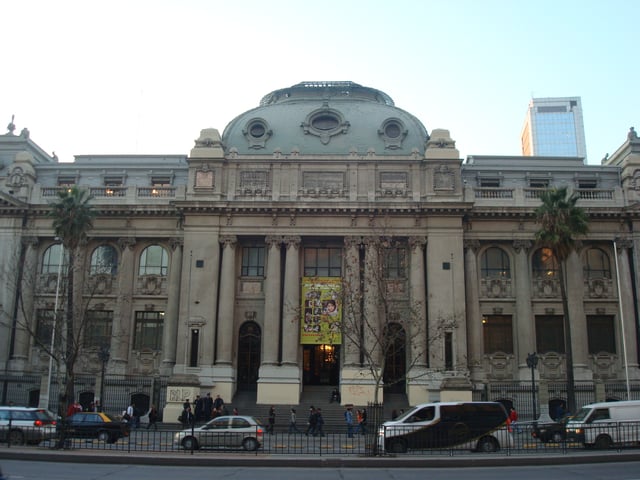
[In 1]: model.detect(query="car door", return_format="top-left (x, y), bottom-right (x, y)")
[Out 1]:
top-left (203, 417), bottom-right (229, 448)
top-left (230, 417), bottom-right (251, 447)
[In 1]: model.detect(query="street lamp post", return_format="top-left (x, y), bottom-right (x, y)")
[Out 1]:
top-left (526, 352), bottom-right (539, 421)
top-left (98, 346), bottom-right (110, 412)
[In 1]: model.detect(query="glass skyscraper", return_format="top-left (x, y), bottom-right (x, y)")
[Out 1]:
top-left (521, 97), bottom-right (587, 161)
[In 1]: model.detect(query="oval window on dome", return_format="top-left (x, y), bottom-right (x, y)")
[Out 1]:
top-left (385, 122), bottom-right (402, 139)
top-left (312, 114), bottom-right (340, 131)
top-left (249, 122), bottom-right (266, 138)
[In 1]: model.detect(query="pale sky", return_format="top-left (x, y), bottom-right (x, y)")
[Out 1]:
top-left (1, 0), bottom-right (638, 164)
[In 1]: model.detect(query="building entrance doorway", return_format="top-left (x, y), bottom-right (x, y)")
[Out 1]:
top-left (237, 321), bottom-right (261, 391)
top-left (303, 345), bottom-right (340, 385)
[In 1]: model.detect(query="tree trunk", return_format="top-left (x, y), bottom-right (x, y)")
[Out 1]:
top-left (558, 260), bottom-right (576, 414)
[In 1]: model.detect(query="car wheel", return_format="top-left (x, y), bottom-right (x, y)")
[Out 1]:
top-left (388, 438), bottom-right (407, 454)
top-left (477, 436), bottom-right (499, 453)
top-left (182, 436), bottom-right (199, 450)
top-left (551, 431), bottom-right (564, 443)
top-left (8, 429), bottom-right (24, 445)
top-left (594, 435), bottom-right (613, 450)
top-left (97, 431), bottom-right (111, 443)
top-left (243, 437), bottom-right (259, 451)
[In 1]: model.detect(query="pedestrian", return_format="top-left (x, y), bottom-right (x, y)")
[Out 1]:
top-left (213, 394), bottom-right (224, 414)
top-left (266, 406), bottom-right (276, 434)
top-left (181, 406), bottom-right (194, 427)
top-left (233, 407), bottom-right (239, 416)
top-left (359, 407), bottom-right (367, 435)
top-left (345, 405), bottom-right (354, 438)
top-left (147, 404), bottom-right (158, 430)
top-left (288, 408), bottom-right (301, 433)
top-left (305, 406), bottom-right (317, 436)
top-left (194, 395), bottom-right (204, 422)
top-left (314, 408), bottom-right (325, 436)
top-left (509, 407), bottom-right (520, 433)
top-left (125, 402), bottom-right (135, 427)
top-left (203, 393), bottom-right (213, 421)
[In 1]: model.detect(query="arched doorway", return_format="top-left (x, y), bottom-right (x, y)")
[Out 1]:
top-left (383, 322), bottom-right (406, 394)
top-left (237, 321), bottom-right (261, 391)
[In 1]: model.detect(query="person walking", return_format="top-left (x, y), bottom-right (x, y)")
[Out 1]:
top-left (345, 405), bottom-right (354, 438)
top-left (147, 404), bottom-right (158, 430)
top-left (305, 406), bottom-right (317, 436)
top-left (509, 407), bottom-right (521, 433)
top-left (314, 408), bottom-right (325, 437)
top-left (288, 408), bottom-right (302, 434)
top-left (266, 406), bottom-right (276, 434)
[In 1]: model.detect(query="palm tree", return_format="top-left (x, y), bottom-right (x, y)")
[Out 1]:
top-left (535, 187), bottom-right (589, 414)
top-left (48, 186), bottom-right (95, 420)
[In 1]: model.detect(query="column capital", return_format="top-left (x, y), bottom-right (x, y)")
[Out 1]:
top-left (168, 237), bottom-right (184, 251)
top-left (344, 236), bottom-right (362, 248)
top-left (117, 237), bottom-right (136, 251)
top-left (615, 237), bottom-right (633, 252)
top-left (464, 239), bottom-right (481, 252)
top-left (219, 235), bottom-right (238, 248)
top-left (513, 239), bottom-right (532, 253)
top-left (283, 235), bottom-right (301, 249)
top-left (408, 236), bottom-right (427, 251)
top-left (265, 235), bottom-right (283, 248)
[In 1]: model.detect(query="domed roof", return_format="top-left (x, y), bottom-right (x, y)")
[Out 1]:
top-left (221, 82), bottom-right (429, 156)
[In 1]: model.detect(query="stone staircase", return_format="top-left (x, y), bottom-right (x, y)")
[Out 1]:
top-left (227, 386), bottom-right (409, 433)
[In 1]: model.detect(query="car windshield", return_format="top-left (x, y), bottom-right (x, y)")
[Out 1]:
top-left (34, 410), bottom-right (56, 421)
top-left (570, 407), bottom-right (591, 421)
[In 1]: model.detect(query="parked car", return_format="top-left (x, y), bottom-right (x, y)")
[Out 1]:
top-left (566, 400), bottom-right (640, 449)
top-left (61, 411), bottom-right (130, 443)
top-left (0, 406), bottom-right (58, 445)
top-left (174, 415), bottom-right (263, 451)
top-left (531, 416), bottom-right (573, 443)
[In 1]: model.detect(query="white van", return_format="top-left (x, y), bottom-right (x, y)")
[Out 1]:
top-left (565, 400), bottom-right (640, 449)
top-left (377, 401), bottom-right (514, 453)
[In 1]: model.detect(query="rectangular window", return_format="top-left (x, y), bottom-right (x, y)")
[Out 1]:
top-left (479, 178), bottom-right (501, 188)
top-left (384, 247), bottom-right (407, 279)
top-left (529, 179), bottom-right (549, 188)
top-left (57, 176), bottom-right (76, 187)
top-left (189, 328), bottom-right (200, 367)
top-left (535, 315), bottom-right (565, 353)
top-left (35, 309), bottom-right (55, 346)
top-left (444, 332), bottom-right (453, 370)
top-left (482, 315), bottom-right (513, 354)
top-left (151, 176), bottom-right (172, 186)
top-left (241, 246), bottom-right (265, 276)
top-left (304, 247), bottom-right (342, 277)
top-left (133, 311), bottom-right (164, 350)
top-left (85, 310), bottom-right (113, 348)
top-left (587, 315), bottom-right (616, 354)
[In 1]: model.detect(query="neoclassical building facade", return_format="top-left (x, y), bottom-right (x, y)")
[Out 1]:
top-left (1, 82), bottom-right (639, 417)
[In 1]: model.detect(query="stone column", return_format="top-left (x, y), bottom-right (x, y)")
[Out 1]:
top-left (112, 238), bottom-right (136, 373)
top-left (161, 238), bottom-right (183, 374)
top-left (514, 240), bottom-right (535, 378)
top-left (10, 237), bottom-right (39, 369)
top-left (565, 250), bottom-right (590, 379)
top-left (409, 236), bottom-right (428, 368)
top-left (615, 239), bottom-right (639, 374)
top-left (464, 240), bottom-right (482, 378)
top-left (343, 236), bottom-right (362, 367)
top-left (363, 237), bottom-right (381, 367)
top-left (262, 235), bottom-right (282, 366)
top-left (282, 236), bottom-right (301, 366)
top-left (216, 235), bottom-right (237, 365)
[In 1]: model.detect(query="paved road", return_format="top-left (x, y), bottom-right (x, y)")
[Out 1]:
top-left (3, 459), bottom-right (640, 480)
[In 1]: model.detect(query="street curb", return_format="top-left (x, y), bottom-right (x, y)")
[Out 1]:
top-left (2, 448), bottom-right (640, 468)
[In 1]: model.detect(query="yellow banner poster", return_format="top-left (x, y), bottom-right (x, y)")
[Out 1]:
top-left (300, 277), bottom-right (342, 345)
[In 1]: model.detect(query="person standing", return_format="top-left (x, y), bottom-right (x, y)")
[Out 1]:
top-left (194, 395), bottom-right (204, 422)
top-left (345, 405), bottom-right (354, 438)
top-left (147, 404), bottom-right (158, 430)
top-left (360, 407), bottom-right (367, 435)
top-left (203, 393), bottom-right (213, 421)
top-left (213, 394), bottom-right (224, 417)
top-left (509, 407), bottom-right (520, 433)
top-left (288, 408), bottom-right (301, 434)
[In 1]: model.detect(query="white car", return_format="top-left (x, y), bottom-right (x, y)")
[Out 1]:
top-left (174, 415), bottom-right (263, 451)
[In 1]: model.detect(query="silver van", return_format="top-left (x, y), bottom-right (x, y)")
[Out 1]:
top-left (377, 401), bottom-right (514, 453)
top-left (565, 400), bottom-right (640, 449)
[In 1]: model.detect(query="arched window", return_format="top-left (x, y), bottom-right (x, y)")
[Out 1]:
top-left (584, 247), bottom-right (611, 279)
top-left (481, 247), bottom-right (511, 278)
top-left (90, 245), bottom-right (118, 275)
top-left (138, 245), bottom-right (168, 276)
top-left (42, 243), bottom-right (68, 274)
top-left (532, 248), bottom-right (558, 278)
